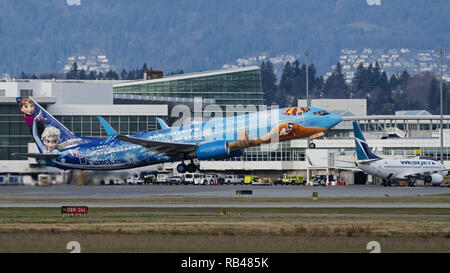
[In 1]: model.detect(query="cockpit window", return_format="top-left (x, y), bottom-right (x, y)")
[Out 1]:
top-left (313, 110), bottom-right (330, 116)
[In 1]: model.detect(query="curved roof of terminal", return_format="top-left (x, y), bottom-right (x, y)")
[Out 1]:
top-left (330, 110), bottom-right (355, 116)
top-left (395, 110), bottom-right (432, 116)
top-left (113, 66), bottom-right (260, 87)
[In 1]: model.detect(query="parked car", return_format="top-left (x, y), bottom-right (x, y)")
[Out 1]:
top-left (168, 175), bottom-right (183, 185)
top-left (224, 175), bottom-right (243, 185)
top-left (127, 174), bottom-right (144, 185)
top-left (193, 173), bottom-right (205, 185)
top-left (203, 174), bottom-right (218, 185)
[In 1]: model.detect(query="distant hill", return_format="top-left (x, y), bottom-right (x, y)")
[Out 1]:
top-left (0, 0), bottom-right (449, 76)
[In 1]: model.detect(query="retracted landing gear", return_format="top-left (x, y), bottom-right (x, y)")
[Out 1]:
top-left (176, 163), bottom-right (187, 173)
top-left (177, 160), bottom-right (198, 173)
top-left (186, 161), bottom-right (197, 173)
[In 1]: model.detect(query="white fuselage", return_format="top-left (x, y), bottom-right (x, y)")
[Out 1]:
top-left (357, 158), bottom-right (448, 180)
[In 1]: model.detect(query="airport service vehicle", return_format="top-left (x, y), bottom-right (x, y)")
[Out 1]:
top-left (183, 173), bottom-right (195, 184)
top-left (224, 175), bottom-right (243, 185)
top-left (193, 173), bottom-right (205, 185)
top-left (309, 121), bottom-right (448, 187)
top-left (252, 177), bottom-right (273, 186)
top-left (244, 175), bottom-right (259, 184)
top-left (143, 174), bottom-right (156, 184)
top-left (157, 173), bottom-right (169, 183)
top-left (203, 174), bottom-right (218, 185)
top-left (13, 97), bottom-right (341, 172)
top-left (127, 174), bottom-right (144, 184)
top-left (168, 175), bottom-right (183, 185)
top-left (281, 175), bottom-right (305, 185)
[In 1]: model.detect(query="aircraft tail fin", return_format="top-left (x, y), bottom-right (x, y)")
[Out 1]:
top-left (352, 121), bottom-right (380, 161)
top-left (16, 97), bottom-right (80, 154)
top-left (156, 118), bottom-right (170, 130)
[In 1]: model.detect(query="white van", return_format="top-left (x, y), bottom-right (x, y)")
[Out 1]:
top-left (193, 173), bottom-right (204, 185)
top-left (157, 173), bottom-right (169, 183)
top-left (184, 173), bottom-right (195, 184)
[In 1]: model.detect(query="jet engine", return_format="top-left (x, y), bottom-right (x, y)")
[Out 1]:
top-left (424, 173), bottom-right (443, 184)
top-left (195, 140), bottom-right (230, 160)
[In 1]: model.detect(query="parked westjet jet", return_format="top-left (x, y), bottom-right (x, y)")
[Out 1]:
top-left (13, 97), bottom-right (341, 172)
top-left (309, 121), bottom-right (448, 186)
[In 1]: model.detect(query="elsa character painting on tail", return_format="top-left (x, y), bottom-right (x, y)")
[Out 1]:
top-left (41, 126), bottom-right (80, 156)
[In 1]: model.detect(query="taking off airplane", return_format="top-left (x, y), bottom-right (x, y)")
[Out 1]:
top-left (13, 97), bottom-right (341, 172)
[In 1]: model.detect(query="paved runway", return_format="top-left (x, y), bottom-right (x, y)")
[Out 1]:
top-left (0, 184), bottom-right (449, 208)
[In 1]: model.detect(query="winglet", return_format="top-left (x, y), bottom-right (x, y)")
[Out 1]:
top-left (156, 118), bottom-right (170, 130)
top-left (97, 116), bottom-right (118, 141)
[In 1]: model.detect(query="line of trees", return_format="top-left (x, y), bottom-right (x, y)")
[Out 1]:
top-left (261, 59), bottom-right (449, 115)
top-left (18, 63), bottom-right (184, 81)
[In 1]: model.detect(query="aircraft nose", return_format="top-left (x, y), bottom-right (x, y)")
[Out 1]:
top-left (327, 113), bottom-right (342, 128)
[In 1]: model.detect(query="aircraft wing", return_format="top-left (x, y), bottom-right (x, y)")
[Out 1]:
top-left (97, 115), bottom-right (196, 157)
top-left (356, 158), bottom-right (382, 164)
top-left (307, 156), bottom-right (360, 172)
top-left (115, 135), bottom-right (197, 157)
top-left (395, 170), bottom-right (439, 180)
top-left (11, 153), bottom-right (61, 159)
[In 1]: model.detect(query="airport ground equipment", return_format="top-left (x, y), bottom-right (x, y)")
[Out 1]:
top-left (252, 177), bottom-right (273, 186)
top-left (244, 175), bottom-right (259, 184)
top-left (143, 174), bottom-right (156, 184)
top-left (281, 175), bottom-right (305, 185)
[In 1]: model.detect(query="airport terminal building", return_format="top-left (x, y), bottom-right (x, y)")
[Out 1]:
top-left (1, 65), bottom-right (449, 184)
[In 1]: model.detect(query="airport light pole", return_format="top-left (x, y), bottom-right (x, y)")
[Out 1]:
top-left (306, 50), bottom-right (310, 107)
top-left (305, 50), bottom-right (311, 184)
top-left (439, 48), bottom-right (444, 164)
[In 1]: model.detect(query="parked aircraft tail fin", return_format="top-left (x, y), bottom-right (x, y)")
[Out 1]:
top-left (352, 121), bottom-right (380, 161)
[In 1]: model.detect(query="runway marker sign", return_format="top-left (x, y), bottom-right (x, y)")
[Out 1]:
top-left (61, 206), bottom-right (88, 217)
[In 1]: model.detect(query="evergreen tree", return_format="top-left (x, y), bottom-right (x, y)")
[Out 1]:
top-left (142, 63), bottom-right (149, 72)
top-left (67, 62), bottom-right (78, 79)
top-left (260, 60), bottom-right (278, 105)
top-left (88, 71), bottom-right (96, 80)
top-left (292, 63), bottom-right (306, 100)
top-left (323, 63), bottom-right (348, 98)
top-left (399, 70), bottom-right (410, 89)
top-left (278, 61), bottom-right (294, 96)
top-left (389, 74), bottom-right (399, 91)
top-left (379, 71), bottom-right (390, 99)
top-left (120, 69), bottom-right (128, 80)
top-left (79, 69), bottom-right (86, 80)
top-left (428, 77), bottom-right (440, 114)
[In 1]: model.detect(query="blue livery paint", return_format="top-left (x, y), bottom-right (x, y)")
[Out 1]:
top-left (14, 97), bottom-right (342, 171)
